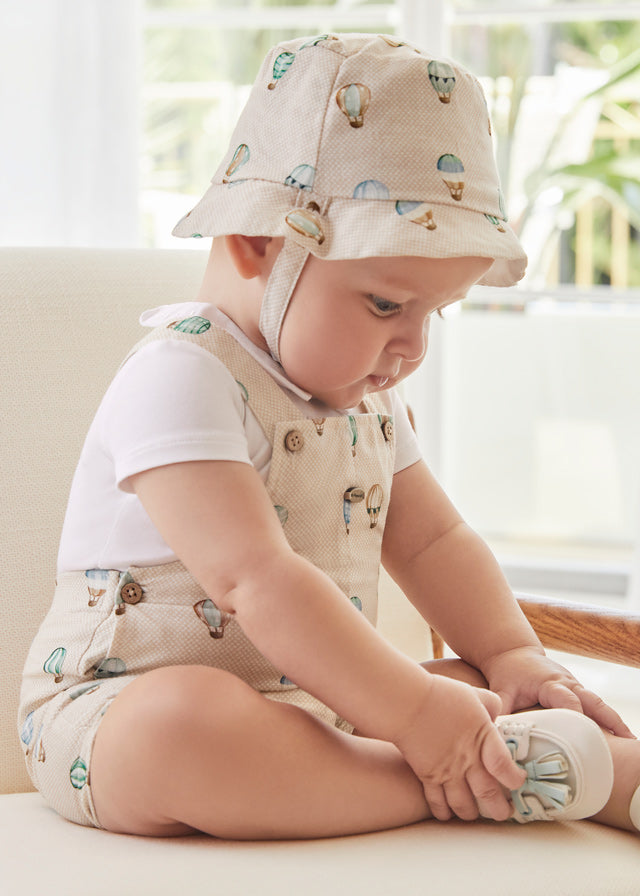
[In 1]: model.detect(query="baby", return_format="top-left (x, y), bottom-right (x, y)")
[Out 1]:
top-left (19, 33), bottom-right (640, 839)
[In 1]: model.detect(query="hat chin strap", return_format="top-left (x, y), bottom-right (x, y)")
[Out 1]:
top-left (259, 240), bottom-right (310, 364)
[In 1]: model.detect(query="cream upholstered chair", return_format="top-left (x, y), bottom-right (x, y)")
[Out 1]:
top-left (1, 247), bottom-right (639, 896)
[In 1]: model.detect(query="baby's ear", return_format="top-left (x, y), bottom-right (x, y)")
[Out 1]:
top-left (225, 235), bottom-right (280, 279)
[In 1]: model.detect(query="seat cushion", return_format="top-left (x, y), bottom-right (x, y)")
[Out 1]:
top-left (2, 793), bottom-right (638, 896)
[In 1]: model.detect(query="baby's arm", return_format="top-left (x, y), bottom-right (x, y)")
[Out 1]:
top-left (382, 459), bottom-right (633, 738)
top-left (131, 458), bottom-right (526, 820)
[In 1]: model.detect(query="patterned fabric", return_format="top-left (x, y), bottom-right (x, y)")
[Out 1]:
top-left (172, 33), bottom-right (527, 289)
top-left (18, 319), bottom-right (396, 826)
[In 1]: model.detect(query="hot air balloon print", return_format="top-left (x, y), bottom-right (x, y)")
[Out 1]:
top-left (343, 486), bottom-right (365, 534)
top-left (70, 757), bottom-right (88, 790)
top-left (235, 380), bottom-right (249, 402)
top-left (20, 711), bottom-right (34, 748)
top-left (379, 35), bottom-right (421, 53)
top-left (284, 164), bottom-right (316, 191)
top-left (285, 207), bottom-right (325, 245)
top-left (268, 51), bottom-right (295, 89)
top-left (312, 417), bottom-right (326, 435)
top-left (353, 180), bottom-right (390, 201)
top-left (395, 200), bottom-right (437, 231)
top-left (300, 34), bottom-right (337, 49)
top-left (366, 484), bottom-right (384, 529)
top-left (193, 598), bottom-right (232, 639)
top-left (35, 726), bottom-right (46, 763)
top-left (428, 60), bottom-right (456, 103)
top-left (348, 416), bottom-right (358, 456)
top-left (85, 568), bottom-right (109, 606)
top-left (93, 657), bottom-right (126, 679)
top-left (280, 675), bottom-right (296, 686)
top-left (223, 143), bottom-right (250, 182)
top-left (350, 596), bottom-right (363, 611)
top-left (69, 682), bottom-right (101, 700)
top-left (274, 505), bottom-right (289, 526)
top-left (498, 189), bottom-right (508, 221)
top-left (395, 200), bottom-right (421, 216)
top-left (169, 316), bottom-right (211, 335)
top-left (44, 647), bottom-right (66, 683)
top-left (485, 214), bottom-right (506, 233)
top-left (437, 154), bottom-right (465, 201)
top-left (336, 83), bottom-right (371, 128)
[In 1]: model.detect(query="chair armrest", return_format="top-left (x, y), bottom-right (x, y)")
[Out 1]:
top-left (516, 593), bottom-right (640, 668)
top-left (428, 595), bottom-right (640, 667)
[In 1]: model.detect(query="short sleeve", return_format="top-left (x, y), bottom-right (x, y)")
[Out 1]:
top-left (389, 390), bottom-right (422, 474)
top-left (100, 339), bottom-right (253, 492)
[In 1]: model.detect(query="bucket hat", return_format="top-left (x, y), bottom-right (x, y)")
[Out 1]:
top-left (173, 33), bottom-right (527, 361)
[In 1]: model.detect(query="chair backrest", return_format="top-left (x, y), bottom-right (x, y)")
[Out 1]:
top-left (0, 247), bottom-right (208, 793)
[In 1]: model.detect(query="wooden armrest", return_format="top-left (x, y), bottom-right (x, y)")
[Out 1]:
top-left (428, 595), bottom-right (640, 667)
top-left (516, 593), bottom-right (640, 668)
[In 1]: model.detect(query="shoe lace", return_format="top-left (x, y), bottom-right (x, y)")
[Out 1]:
top-left (506, 739), bottom-right (572, 819)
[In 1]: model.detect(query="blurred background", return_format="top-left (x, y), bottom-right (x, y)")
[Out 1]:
top-left (2, 1), bottom-right (639, 636)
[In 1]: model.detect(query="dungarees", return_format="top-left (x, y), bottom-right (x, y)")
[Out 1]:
top-left (18, 316), bottom-right (396, 827)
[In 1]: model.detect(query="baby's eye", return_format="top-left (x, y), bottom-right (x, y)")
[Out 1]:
top-left (368, 295), bottom-right (401, 316)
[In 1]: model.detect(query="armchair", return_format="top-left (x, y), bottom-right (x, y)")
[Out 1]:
top-left (1, 248), bottom-right (637, 895)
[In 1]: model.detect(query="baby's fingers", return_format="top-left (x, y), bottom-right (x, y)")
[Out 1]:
top-left (576, 687), bottom-right (636, 739)
top-left (481, 726), bottom-right (526, 793)
top-left (539, 681), bottom-right (636, 739)
top-left (423, 782), bottom-right (453, 822)
top-left (465, 765), bottom-right (512, 821)
top-left (442, 778), bottom-right (480, 822)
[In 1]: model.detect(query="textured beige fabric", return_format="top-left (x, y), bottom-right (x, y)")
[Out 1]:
top-left (3, 791), bottom-right (640, 896)
top-left (173, 33), bottom-right (527, 289)
top-left (258, 239), bottom-right (310, 361)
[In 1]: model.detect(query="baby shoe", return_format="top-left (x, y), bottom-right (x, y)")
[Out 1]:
top-left (496, 708), bottom-right (614, 823)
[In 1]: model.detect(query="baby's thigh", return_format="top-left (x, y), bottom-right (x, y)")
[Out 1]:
top-left (90, 664), bottom-right (263, 835)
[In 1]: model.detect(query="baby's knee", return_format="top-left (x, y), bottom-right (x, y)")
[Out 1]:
top-left (107, 665), bottom-right (259, 746)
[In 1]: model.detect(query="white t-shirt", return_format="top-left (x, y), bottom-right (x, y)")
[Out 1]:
top-left (57, 303), bottom-right (422, 573)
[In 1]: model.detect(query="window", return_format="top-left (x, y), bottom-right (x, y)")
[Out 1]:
top-left (4, 0), bottom-right (639, 603)
top-left (414, 2), bottom-right (640, 602)
top-left (140, 1), bottom-right (399, 245)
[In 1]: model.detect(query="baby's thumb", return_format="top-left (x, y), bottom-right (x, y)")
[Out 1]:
top-left (481, 728), bottom-right (527, 792)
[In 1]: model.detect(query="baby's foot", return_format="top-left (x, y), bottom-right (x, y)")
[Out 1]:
top-left (496, 708), bottom-right (614, 823)
top-left (590, 731), bottom-right (640, 833)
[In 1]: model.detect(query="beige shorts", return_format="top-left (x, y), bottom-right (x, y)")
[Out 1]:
top-left (19, 566), bottom-right (352, 828)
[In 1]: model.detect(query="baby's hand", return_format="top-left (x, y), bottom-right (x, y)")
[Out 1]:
top-left (396, 676), bottom-right (526, 822)
top-left (483, 646), bottom-right (636, 739)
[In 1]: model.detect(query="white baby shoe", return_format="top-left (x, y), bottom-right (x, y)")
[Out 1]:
top-left (496, 708), bottom-right (614, 823)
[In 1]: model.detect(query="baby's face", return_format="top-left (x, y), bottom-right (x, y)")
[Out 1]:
top-left (278, 253), bottom-right (492, 409)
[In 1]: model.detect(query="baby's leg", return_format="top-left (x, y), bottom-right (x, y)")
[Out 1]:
top-left (422, 656), bottom-right (640, 833)
top-left (590, 733), bottom-right (640, 832)
top-left (90, 665), bottom-right (431, 839)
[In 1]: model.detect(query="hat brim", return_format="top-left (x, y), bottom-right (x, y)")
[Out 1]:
top-left (172, 180), bottom-right (527, 288)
